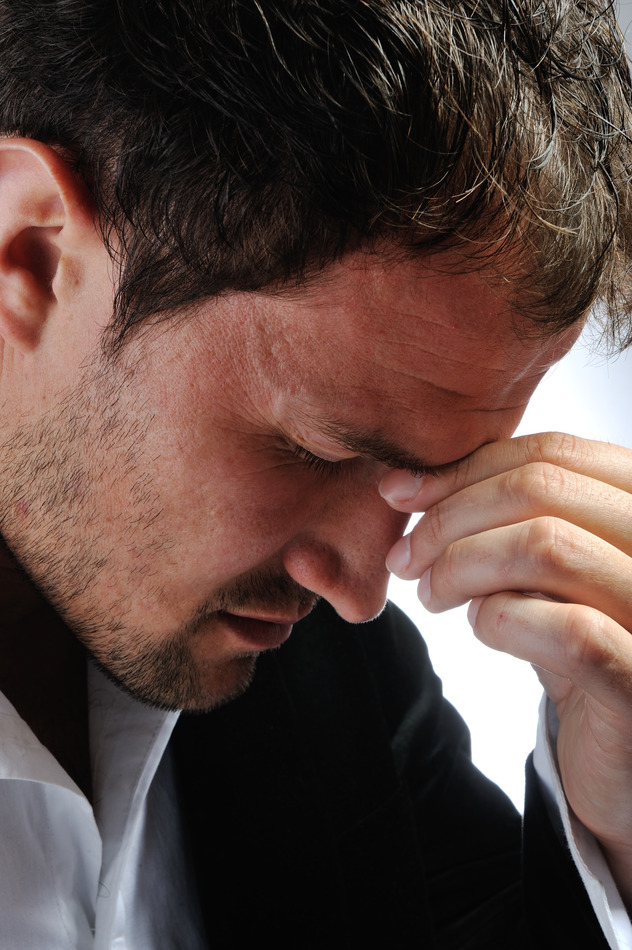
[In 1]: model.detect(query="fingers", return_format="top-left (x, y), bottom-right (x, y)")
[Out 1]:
top-left (380, 430), bottom-right (632, 682)
top-left (406, 518), bottom-right (632, 632)
top-left (380, 432), bottom-right (632, 513)
top-left (385, 463), bottom-right (632, 580)
top-left (381, 429), bottom-right (632, 859)
top-left (469, 591), bottom-right (632, 718)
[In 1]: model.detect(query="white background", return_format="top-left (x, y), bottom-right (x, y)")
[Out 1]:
top-left (388, 1), bottom-right (632, 811)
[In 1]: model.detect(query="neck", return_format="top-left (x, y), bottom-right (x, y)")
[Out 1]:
top-left (0, 541), bottom-right (92, 799)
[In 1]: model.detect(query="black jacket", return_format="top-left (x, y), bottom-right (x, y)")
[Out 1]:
top-left (173, 600), bottom-right (609, 948)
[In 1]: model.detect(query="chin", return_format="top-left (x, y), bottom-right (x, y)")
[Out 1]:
top-left (89, 648), bottom-right (259, 714)
top-left (181, 655), bottom-right (259, 714)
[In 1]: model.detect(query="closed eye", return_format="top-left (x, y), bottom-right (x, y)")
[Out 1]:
top-left (290, 443), bottom-right (346, 475)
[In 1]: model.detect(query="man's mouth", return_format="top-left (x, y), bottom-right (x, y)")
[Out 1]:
top-left (218, 603), bottom-right (314, 650)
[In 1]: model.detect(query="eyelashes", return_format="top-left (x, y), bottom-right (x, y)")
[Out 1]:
top-left (290, 442), bottom-right (344, 475)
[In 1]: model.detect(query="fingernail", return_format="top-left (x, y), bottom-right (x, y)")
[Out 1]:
top-left (467, 596), bottom-right (483, 627)
top-left (386, 534), bottom-right (411, 577)
top-left (417, 567), bottom-right (431, 606)
top-left (379, 470), bottom-right (424, 504)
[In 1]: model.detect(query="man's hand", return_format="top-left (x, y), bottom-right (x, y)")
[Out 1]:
top-left (380, 432), bottom-right (632, 906)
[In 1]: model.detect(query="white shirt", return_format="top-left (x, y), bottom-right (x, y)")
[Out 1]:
top-left (0, 661), bottom-right (629, 947)
top-left (535, 695), bottom-right (632, 950)
top-left (0, 660), bottom-right (206, 949)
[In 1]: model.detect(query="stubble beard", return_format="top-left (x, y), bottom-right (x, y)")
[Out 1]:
top-left (87, 621), bottom-right (260, 713)
top-left (0, 353), bottom-right (311, 713)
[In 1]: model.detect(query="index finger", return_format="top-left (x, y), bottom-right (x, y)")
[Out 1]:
top-left (379, 432), bottom-right (632, 512)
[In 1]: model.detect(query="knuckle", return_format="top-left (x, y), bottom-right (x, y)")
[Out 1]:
top-left (504, 461), bottom-right (573, 509)
top-left (523, 431), bottom-right (588, 469)
top-left (523, 515), bottom-right (575, 576)
top-left (432, 539), bottom-right (462, 596)
top-left (560, 604), bottom-right (612, 673)
top-left (419, 501), bottom-right (448, 548)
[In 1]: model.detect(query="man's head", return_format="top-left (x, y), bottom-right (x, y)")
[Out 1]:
top-left (0, 1), bottom-right (628, 712)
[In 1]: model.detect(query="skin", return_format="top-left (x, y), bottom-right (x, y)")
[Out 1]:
top-left (0, 242), bottom-right (571, 712)
top-left (381, 437), bottom-right (632, 908)
top-left (3, 138), bottom-right (632, 903)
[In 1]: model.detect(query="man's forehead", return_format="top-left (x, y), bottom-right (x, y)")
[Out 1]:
top-left (194, 250), bottom-right (581, 464)
top-left (269, 250), bottom-right (560, 359)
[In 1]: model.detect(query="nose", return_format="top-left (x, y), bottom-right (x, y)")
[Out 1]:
top-left (281, 476), bottom-right (408, 624)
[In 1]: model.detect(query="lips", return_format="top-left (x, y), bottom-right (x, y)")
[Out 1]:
top-left (219, 605), bottom-right (312, 650)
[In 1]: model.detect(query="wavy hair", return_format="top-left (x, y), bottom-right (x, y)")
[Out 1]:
top-left (0, 1), bottom-right (630, 345)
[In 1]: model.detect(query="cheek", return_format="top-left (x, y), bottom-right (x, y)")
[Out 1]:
top-left (152, 460), bottom-right (318, 574)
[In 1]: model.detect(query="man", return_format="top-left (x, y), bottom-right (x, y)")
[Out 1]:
top-left (0, 0), bottom-right (630, 945)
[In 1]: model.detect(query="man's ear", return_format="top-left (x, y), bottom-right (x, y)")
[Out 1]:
top-left (0, 138), bottom-right (98, 353)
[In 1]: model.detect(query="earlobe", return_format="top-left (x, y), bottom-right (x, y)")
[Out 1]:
top-left (0, 138), bottom-right (95, 353)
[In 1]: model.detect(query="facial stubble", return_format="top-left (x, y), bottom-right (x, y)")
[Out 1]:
top-left (0, 352), bottom-right (311, 712)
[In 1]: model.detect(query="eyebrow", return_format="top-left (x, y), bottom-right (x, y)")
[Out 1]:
top-left (314, 420), bottom-right (463, 476)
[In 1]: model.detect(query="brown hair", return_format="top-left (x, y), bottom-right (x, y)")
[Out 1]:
top-left (0, 1), bottom-right (630, 345)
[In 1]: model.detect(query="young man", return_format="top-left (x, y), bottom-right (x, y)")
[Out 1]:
top-left (0, 1), bottom-right (630, 946)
